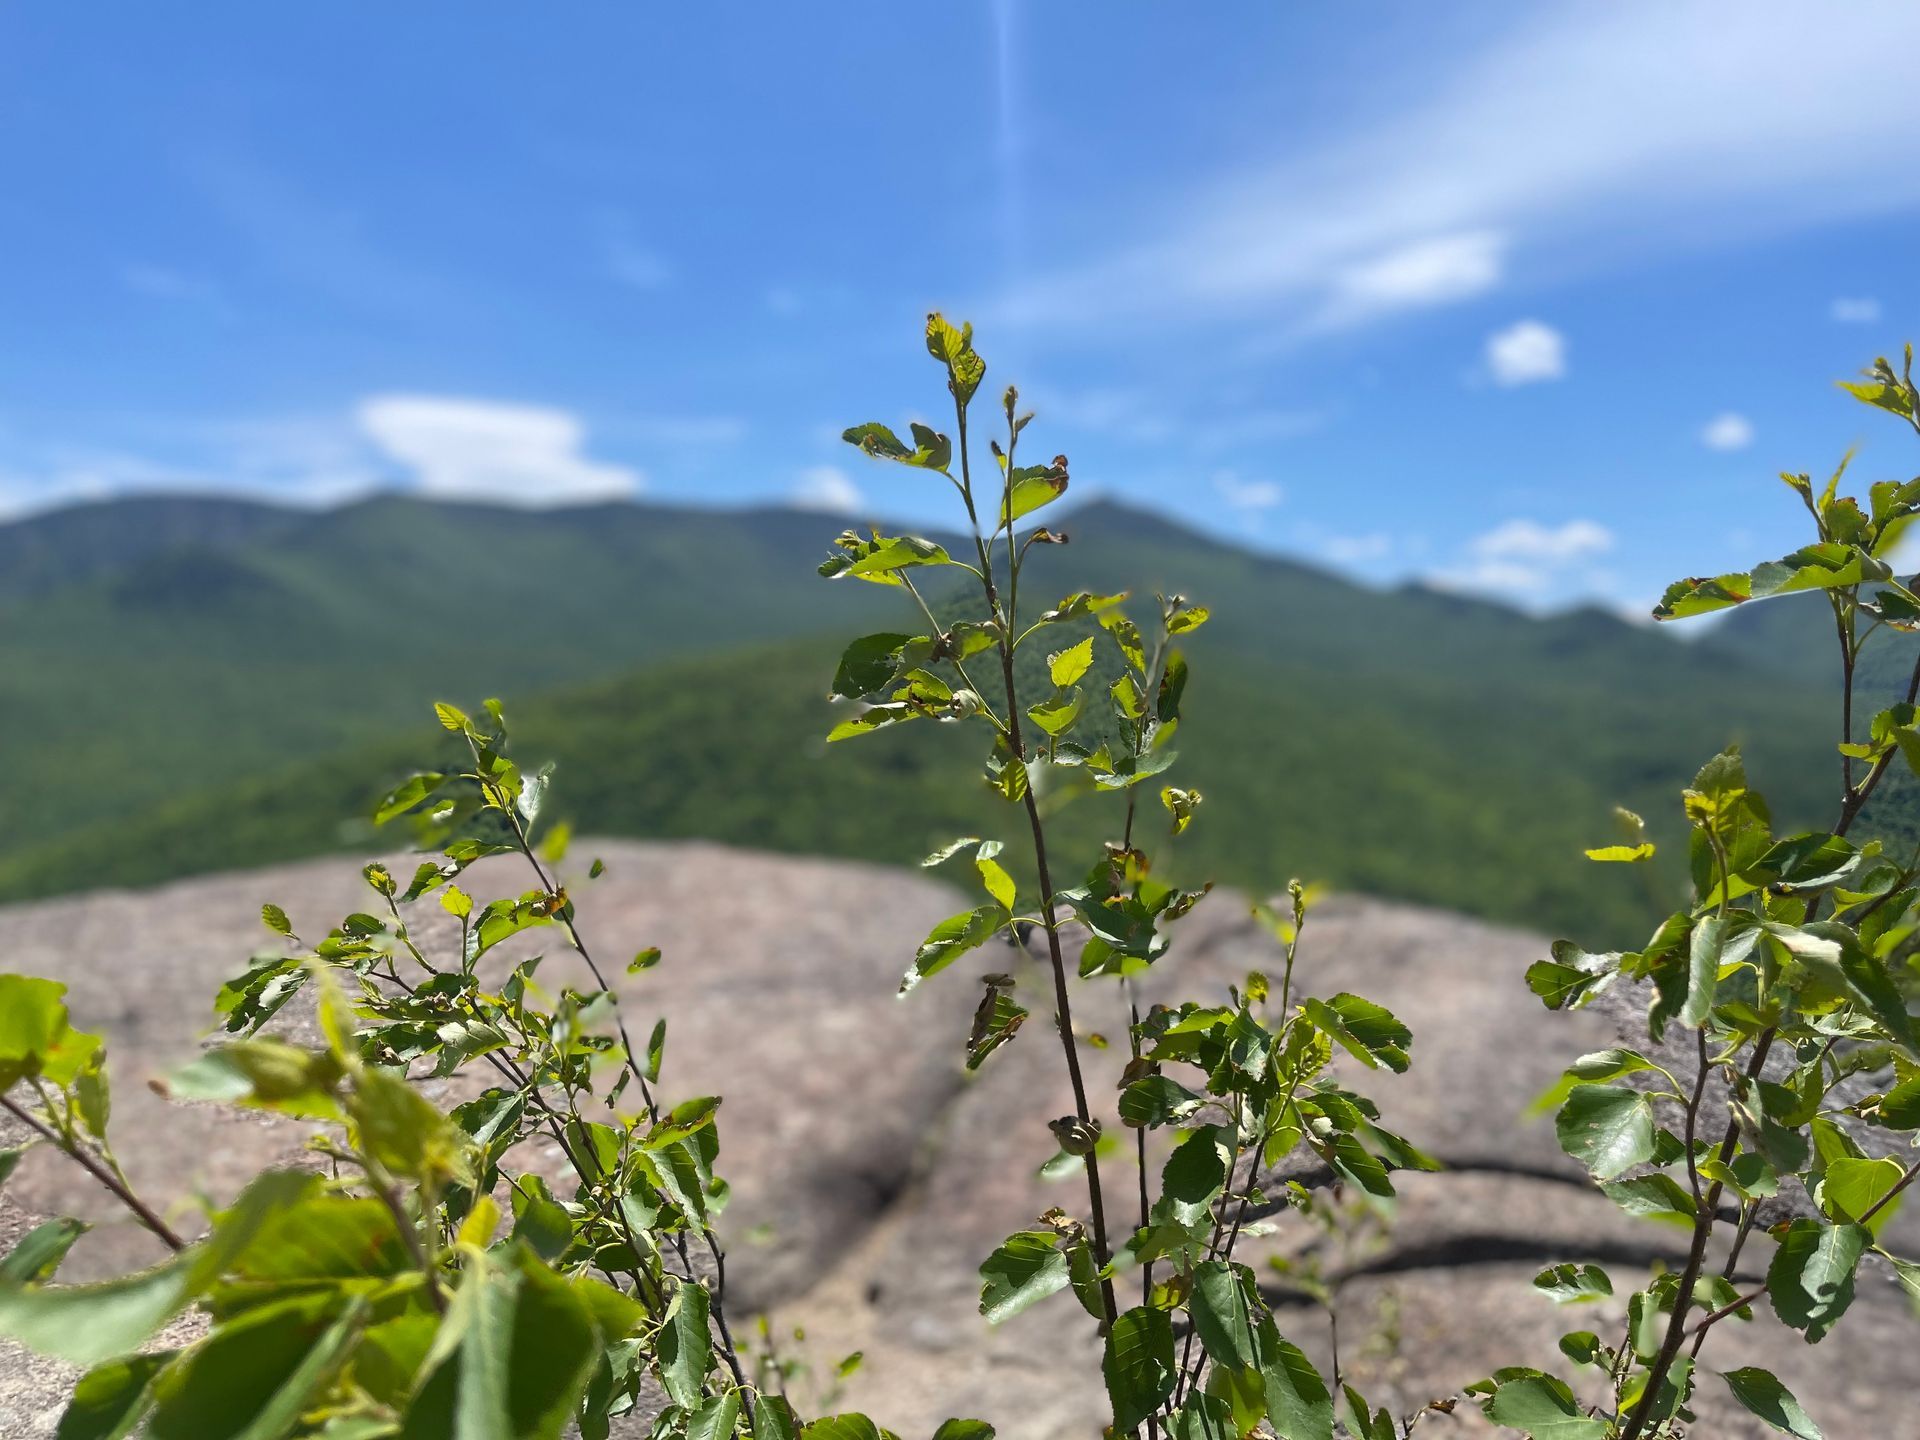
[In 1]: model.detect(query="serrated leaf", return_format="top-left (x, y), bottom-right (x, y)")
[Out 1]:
top-left (1102, 1306), bottom-right (1176, 1434)
top-left (978, 1230), bottom-right (1068, 1323)
top-left (1484, 1374), bottom-right (1608, 1438)
top-left (1302, 993), bottom-right (1410, 1073)
top-left (1723, 1367), bottom-right (1823, 1439)
top-left (1768, 1219), bottom-right (1867, 1341)
top-left (1048, 637), bottom-right (1094, 686)
top-left (902, 906), bottom-right (1010, 994)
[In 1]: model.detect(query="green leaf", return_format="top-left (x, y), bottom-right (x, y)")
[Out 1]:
top-left (1160, 1126), bottom-right (1228, 1226)
top-left (1302, 993), bottom-right (1411, 1073)
top-left (1118, 1074), bottom-right (1203, 1128)
top-left (799, 1417), bottom-right (892, 1440)
top-left (925, 312), bottom-right (984, 405)
top-left (841, 422), bottom-right (948, 468)
top-left (1722, 1367), bottom-right (1823, 1439)
top-left (1767, 1219), bottom-right (1867, 1341)
top-left (372, 772), bottom-right (446, 826)
top-left (147, 1290), bottom-right (368, 1440)
top-left (1599, 1173), bottom-right (1698, 1226)
top-left (1530, 1263), bottom-right (1613, 1304)
top-left (0, 975), bottom-right (102, 1089)
top-left (752, 1396), bottom-right (801, 1440)
top-left (901, 906), bottom-right (1010, 994)
top-left (832, 633), bottom-right (915, 699)
top-left (658, 1279), bottom-right (712, 1409)
top-left (55, 1352), bottom-right (173, 1440)
top-left (1255, 1319), bottom-right (1332, 1440)
top-left (929, 1423), bottom-right (995, 1440)
top-left (1840, 377), bottom-right (1916, 419)
top-left (975, 853), bottom-right (1017, 910)
top-left (0, 1169), bottom-right (309, 1366)
top-left (978, 1230), bottom-right (1069, 1324)
top-left (410, 1246), bottom-right (602, 1440)
top-left (687, 1392), bottom-right (743, 1440)
top-left (1683, 914), bottom-right (1728, 1027)
top-left (1818, 1157), bottom-right (1907, 1237)
top-left (1189, 1261), bottom-right (1259, 1372)
top-left (1001, 462), bottom-right (1068, 525)
top-left (163, 1041), bottom-right (345, 1121)
top-left (965, 985), bottom-right (1027, 1072)
top-left (1837, 944), bottom-right (1920, 1058)
top-left (1555, 1085), bottom-right (1655, 1179)
top-left (1584, 843), bottom-right (1655, 862)
top-left (1102, 1306), bottom-right (1176, 1434)
top-left (1483, 1374), bottom-right (1608, 1439)
top-left (350, 1070), bottom-right (475, 1187)
top-left (641, 1096), bottom-right (722, 1151)
top-left (0, 1218), bottom-right (90, 1285)
top-left (1875, 1076), bottom-right (1920, 1129)
top-left (1048, 637), bottom-right (1095, 686)
top-left (509, 1176), bottom-right (573, 1262)
top-left (1526, 1048), bottom-right (1658, 1116)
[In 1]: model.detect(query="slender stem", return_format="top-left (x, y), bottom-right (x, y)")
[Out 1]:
top-left (375, 1175), bottom-right (447, 1314)
top-left (1617, 1020), bottom-right (1720, 1440)
top-left (954, 392), bottom-right (1120, 1333)
top-left (1124, 976), bottom-right (1153, 1316)
top-left (0, 1093), bottom-right (185, 1252)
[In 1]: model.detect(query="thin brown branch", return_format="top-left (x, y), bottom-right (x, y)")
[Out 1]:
top-left (0, 1092), bottom-right (185, 1252)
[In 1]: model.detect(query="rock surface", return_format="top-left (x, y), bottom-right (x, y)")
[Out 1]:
top-left (1, 842), bottom-right (1913, 1438)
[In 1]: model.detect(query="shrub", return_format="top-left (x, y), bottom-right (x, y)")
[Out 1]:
top-left (0, 323), bottom-right (1915, 1439)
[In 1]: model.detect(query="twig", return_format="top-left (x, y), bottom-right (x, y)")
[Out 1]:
top-left (0, 1093), bottom-right (185, 1252)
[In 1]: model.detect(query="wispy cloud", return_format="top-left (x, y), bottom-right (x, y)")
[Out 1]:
top-left (358, 396), bottom-right (642, 504)
top-left (1485, 320), bottom-right (1567, 386)
top-left (1214, 470), bottom-right (1285, 516)
top-left (1701, 412), bottom-right (1755, 451)
top-left (1831, 296), bottom-right (1882, 324)
top-left (990, 2), bottom-right (1920, 343)
top-left (1432, 517), bottom-right (1614, 599)
top-left (790, 464), bottom-right (863, 514)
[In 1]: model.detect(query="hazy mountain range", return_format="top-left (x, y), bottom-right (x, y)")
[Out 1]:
top-left (0, 492), bottom-right (1884, 938)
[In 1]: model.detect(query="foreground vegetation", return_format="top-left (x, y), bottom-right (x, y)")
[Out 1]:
top-left (0, 325), bottom-right (1916, 1438)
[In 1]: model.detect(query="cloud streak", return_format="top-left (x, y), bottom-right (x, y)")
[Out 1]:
top-left (991, 2), bottom-right (1920, 343)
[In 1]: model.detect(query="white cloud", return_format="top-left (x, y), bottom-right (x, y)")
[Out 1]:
top-left (1333, 231), bottom-right (1506, 320)
top-left (1486, 320), bottom-right (1567, 386)
top-left (357, 396), bottom-right (642, 505)
top-left (1701, 412), bottom-right (1755, 451)
top-left (991, 2), bottom-right (1920, 341)
top-left (1432, 516), bottom-right (1614, 599)
top-left (1473, 517), bottom-right (1613, 564)
top-left (791, 464), bottom-right (863, 514)
top-left (1832, 296), bottom-right (1882, 324)
top-left (1214, 471), bottom-right (1285, 512)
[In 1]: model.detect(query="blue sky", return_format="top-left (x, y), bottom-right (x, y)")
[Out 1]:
top-left (1, 2), bottom-right (1917, 614)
